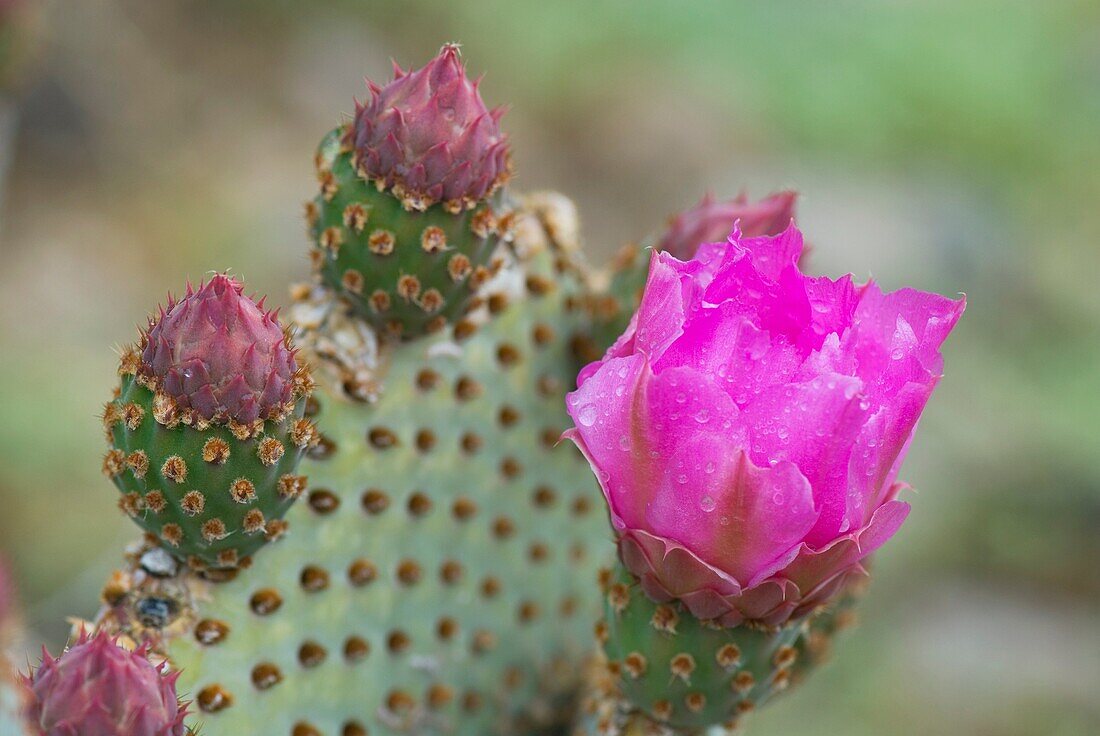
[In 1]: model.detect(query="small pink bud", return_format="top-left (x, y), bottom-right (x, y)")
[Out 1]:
top-left (565, 224), bottom-right (964, 627)
top-left (140, 274), bottom-right (297, 424)
top-left (657, 191), bottom-right (797, 260)
top-left (349, 44), bottom-right (511, 208)
top-left (24, 631), bottom-right (188, 736)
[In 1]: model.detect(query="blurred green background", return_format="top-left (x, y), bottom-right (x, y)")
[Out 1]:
top-left (1, 1), bottom-right (1098, 734)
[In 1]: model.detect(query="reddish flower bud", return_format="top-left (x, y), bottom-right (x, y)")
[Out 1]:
top-left (24, 631), bottom-right (187, 736)
top-left (349, 43), bottom-right (510, 209)
top-left (657, 191), bottom-right (797, 260)
top-left (139, 274), bottom-right (297, 424)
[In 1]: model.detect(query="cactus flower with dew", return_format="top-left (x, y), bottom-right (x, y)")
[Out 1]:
top-left (657, 191), bottom-right (798, 260)
top-left (139, 273), bottom-right (299, 425)
top-left (565, 224), bottom-right (964, 627)
top-left (348, 43), bottom-right (511, 210)
top-left (23, 630), bottom-right (188, 736)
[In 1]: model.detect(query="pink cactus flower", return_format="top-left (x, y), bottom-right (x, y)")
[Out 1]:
top-left (657, 191), bottom-right (798, 260)
top-left (566, 224), bottom-right (964, 627)
top-left (23, 630), bottom-right (188, 736)
top-left (349, 43), bottom-right (511, 210)
top-left (140, 274), bottom-right (298, 425)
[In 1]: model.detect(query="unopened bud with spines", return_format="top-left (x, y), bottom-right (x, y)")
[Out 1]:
top-left (23, 630), bottom-right (188, 736)
top-left (309, 44), bottom-right (514, 340)
top-left (103, 274), bottom-right (316, 570)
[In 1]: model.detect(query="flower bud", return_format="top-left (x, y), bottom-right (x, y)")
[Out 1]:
top-left (566, 224), bottom-right (964, 626)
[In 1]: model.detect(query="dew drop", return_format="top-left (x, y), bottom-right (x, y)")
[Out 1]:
top-left (578, 405), bottom-right (597, 427)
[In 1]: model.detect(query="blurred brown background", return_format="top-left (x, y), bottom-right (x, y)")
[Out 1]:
top-left (1, 1), bottom-right (1098, 734)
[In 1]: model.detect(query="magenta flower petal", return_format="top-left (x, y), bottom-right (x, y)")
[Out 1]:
top-left (566, 222), bottom-right (964, 625)
top-left (565, 353), bottom-right (655, 531)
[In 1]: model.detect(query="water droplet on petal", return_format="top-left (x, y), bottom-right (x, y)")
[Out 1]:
top-left (700, 496), bottom-right (716, 512)
top-left (578, 404), bottom-right (598, 427)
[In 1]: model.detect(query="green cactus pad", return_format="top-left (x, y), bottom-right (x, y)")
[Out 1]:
top-left (309, 127), bottom-right (509, 341)
top-left (150, 240), bottom-right (611, 736)
top-left (599, 565), bottom-right (812, 733)
top-left (104, 376), bottom-right (312, 570)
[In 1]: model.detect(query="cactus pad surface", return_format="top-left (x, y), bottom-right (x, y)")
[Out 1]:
top-left (598, 565), bottom-right (817, 733)
top-left (109, 203), bottom-right (615, 736)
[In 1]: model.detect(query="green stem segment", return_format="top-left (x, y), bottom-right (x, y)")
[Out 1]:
top-left (309, 127), bottom-right (509, 341)
top-left (598, 563), bottom-right (855, 734)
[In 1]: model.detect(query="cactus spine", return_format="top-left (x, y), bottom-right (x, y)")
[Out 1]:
top-left (103, 275), bottom-right (316, 571)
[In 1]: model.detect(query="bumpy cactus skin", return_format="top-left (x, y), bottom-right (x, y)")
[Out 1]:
top-left (598, 565), bottom-right (805, 733)
top-left (578, 570), bottom-right (863, 736)
top-left (105, 375), bottom-right (311, 570)
top-left (150, 203), bottom-right (610, 736)
top-left (309, 127), bottom-right (508, 340)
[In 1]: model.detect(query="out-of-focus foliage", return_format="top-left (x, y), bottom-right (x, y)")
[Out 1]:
top-left (0, 1), bottom-right (1096, 735)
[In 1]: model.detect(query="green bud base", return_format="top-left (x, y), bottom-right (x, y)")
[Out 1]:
top-left (600, 565), bottom-right (808, 733)
top-left (104, 377), bottom-right (309, 570)
top-left (310, 127), bottom-right (508, 340)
